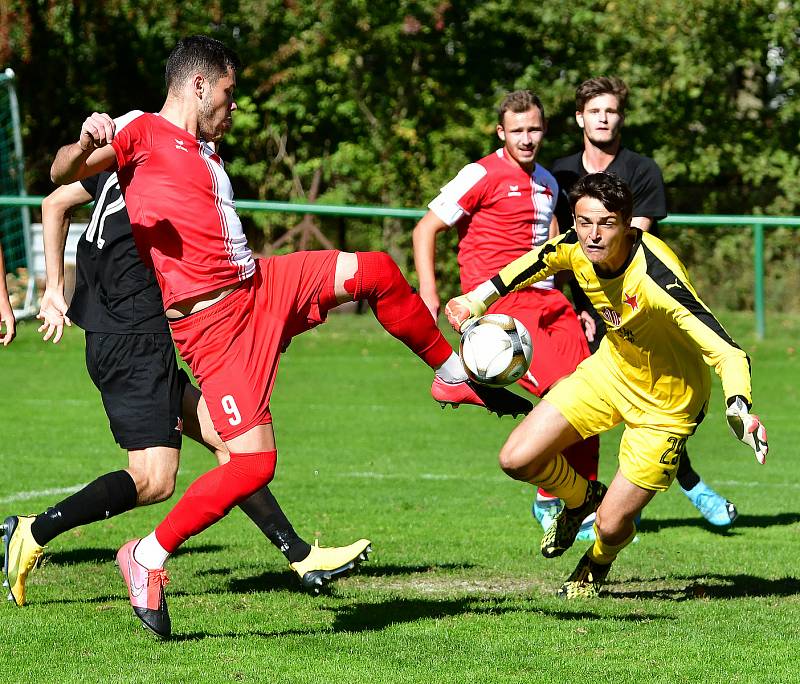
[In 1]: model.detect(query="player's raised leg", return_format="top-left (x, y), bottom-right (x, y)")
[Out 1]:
top-left (498, 399), bottom-right (607, 558)
top-left (332, 251), bottom-right (531, 417)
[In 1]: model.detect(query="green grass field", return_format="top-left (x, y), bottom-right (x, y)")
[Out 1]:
top-left (0, 312), bottom-right (798, 683)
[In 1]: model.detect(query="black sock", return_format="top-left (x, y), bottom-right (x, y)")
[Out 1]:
top-left (676, 450), bottom-right (701, 491)
top-left (30, 470), bottom-right (138, 546)
top-left (238, 488), bottom-right (311, 563)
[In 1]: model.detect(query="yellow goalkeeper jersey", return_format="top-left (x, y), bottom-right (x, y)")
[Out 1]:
top-left (489, 229), bottom-right (751, 416)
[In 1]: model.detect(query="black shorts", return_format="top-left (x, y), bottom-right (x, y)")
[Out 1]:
top-left (85, 332), bottom-right (189, 451)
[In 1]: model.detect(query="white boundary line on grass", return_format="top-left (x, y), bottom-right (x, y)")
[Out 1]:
top-left (0, 484), bottom-right (85, 504)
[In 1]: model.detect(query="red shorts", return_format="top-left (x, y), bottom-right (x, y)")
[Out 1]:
top-left (169, 251), bottom-right (340, 441)
top-left (487, 288), bottom-right (589, 397)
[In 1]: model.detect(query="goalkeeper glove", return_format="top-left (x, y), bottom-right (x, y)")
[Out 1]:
top-left (445, 293), bottom-right (487, 332)
top-left (725, 395), bottom-right (768, 465)
top-left (444, 281), bottom-right (500, 332)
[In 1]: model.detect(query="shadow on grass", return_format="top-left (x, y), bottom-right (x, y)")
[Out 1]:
top-left (329, 597), bottom-right (667, 632)
top-left (226, 563), bottom-right (477, 595)
top-left (166, 597), bottom-right (668, 641)
top-left (638, 511), bottom-right (800, 534)
top-left (610, 574), bottom-right (800, 601)
top-left (170, 627), bottom-right (319, 642)
top-left (45, 543), bottom-right (224, 566)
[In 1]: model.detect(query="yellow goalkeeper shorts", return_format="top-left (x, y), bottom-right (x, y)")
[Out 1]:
top-left (545, 354), bottom-right (709, 492)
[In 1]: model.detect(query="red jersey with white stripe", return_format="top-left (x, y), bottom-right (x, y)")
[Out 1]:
top-left (428, 148), bottom-right (558, 292)
top-left (111, 111), bottom-right (254, 308)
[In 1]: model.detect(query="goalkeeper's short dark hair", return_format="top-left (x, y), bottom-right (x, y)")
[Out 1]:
top-left (569, 172), bottom-right (634, 226)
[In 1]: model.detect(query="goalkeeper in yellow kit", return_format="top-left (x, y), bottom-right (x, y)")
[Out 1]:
top-left (445, 172), bottom-right (768, 598)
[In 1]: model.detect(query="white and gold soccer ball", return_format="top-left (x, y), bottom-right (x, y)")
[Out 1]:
top-left (459, 314), bottom-right (533, 388)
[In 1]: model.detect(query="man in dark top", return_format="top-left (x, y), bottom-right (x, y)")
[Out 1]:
top-left (550, 76), bottom-right (737, 528)
top-left (2, 171), bottom-right (370, 606)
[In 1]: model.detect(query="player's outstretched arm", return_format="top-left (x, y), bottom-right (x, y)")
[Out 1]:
top-left (726, 396), bottom-right (768, 465)
top-left (36, 183), bottom-right (92, 343)
top-left (50, 112), bottom-right (117, 184)
top-left (445, 233), bottom-right (574, 333)
top-left (0, 241), bottom-right (15, 346)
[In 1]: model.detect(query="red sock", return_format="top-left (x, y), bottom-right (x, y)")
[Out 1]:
top-left (155, 450), bottom-right (277, 553)
top-left (538, 436), bottom-right (600, 498)
top-left (344, 251), bottom-right (452, 368)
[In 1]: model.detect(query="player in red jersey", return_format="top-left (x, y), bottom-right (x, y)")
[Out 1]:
top-left (0, 240), bottom-right (15, 346)
top-left (50, 36), bottom-right (530, 638)
top-left (413, 90), bottom-right (600, 539)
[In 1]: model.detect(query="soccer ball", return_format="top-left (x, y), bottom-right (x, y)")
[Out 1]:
top-left (459, 314), bottom-right (533, 388)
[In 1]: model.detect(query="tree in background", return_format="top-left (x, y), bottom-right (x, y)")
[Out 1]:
top-left (3, 0), bottom-right (798, 307)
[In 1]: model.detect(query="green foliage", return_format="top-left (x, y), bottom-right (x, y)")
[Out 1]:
top-left (3, 0), bottom-right (798, 306)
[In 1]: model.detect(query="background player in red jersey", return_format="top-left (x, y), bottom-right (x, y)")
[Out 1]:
top-left (1, 172), bottom-right (370, 608)
top-left (49, 36), bottom-right (529, 638)
top-left (413, 90), bottom-right (600, 540)
top-left (551, 76), bottom-right (738, 528)
top-left (0, 240), bottom-right (15, 346)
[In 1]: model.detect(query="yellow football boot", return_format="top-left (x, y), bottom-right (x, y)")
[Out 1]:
top-left (2, 516), bottom-right (44, 606)
top-left (290, 538), bottom-right (371, 592)
top-left (558, 552), bottom-right (612, 599)
top-left (541, 480), bottom-right (607, 558)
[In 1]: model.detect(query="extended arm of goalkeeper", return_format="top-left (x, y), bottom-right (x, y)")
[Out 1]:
top-left (444, 281), bottom-right (501, 332)
top-left (725, 395), bottom-right (768, 465)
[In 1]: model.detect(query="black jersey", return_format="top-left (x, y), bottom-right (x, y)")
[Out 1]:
top-left (551, 147), bottom-right (667, 231)
top-left (67, 172), bottom-right (168, 333)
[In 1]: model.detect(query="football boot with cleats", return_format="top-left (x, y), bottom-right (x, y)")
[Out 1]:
top-left (117, 539), bottom-right (171, 639)
top-left (2, 515), bottom-right (44, 606)
top-left (541, 480), bottom-right (607, 558)
top-left (431, 376), bottom-right (532, 418)
top-left (681, 480), bottom-right (738, 527)
top-left (558, 552), bottom-right (612, 599)
top-left (290, 539), bottom-right (372, 593)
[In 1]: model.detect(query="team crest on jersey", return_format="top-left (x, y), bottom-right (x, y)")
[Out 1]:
top-left (507, 184), bottom-right (522, 197)
top-left (600, 307), bottom-right (621, 327)
top-left (174, 138), bottom-right (188, 152)
top-left (623, 292), bottom-right (639, 311)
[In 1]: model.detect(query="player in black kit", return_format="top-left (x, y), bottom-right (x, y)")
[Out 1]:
top-left (2, 171), bottom-right (370, 606)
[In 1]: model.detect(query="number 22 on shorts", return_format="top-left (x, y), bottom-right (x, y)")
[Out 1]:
top-left (222, 394), bottom-right (242, 426)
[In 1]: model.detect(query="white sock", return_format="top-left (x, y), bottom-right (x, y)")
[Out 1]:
top-left (133, 531), bottom-right (170, 569)
top-left (435, 352), bottom-right (467, 383)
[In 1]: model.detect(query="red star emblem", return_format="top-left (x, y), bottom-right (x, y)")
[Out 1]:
top-left (623, 292), bottom-right (638, 311)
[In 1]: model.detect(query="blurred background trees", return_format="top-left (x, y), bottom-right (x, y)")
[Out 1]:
top-left (3, 0), bottom-right (799, 308)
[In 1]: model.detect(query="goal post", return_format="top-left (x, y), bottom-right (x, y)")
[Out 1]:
top-left (0, 68), bottom-right (36, 318)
